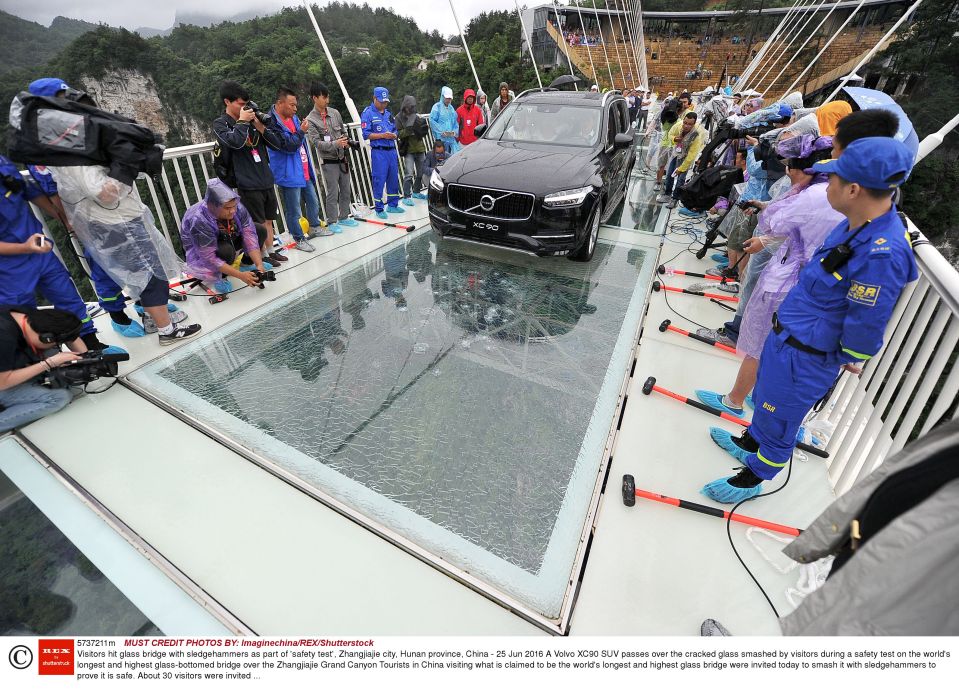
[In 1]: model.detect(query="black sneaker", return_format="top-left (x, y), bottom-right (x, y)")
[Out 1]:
top-left (731, 429), bottom-right (760, 453)
top-left (727, 467), bottom-right (763, 489)
top-left (159, 323), bottom-right (202, 346)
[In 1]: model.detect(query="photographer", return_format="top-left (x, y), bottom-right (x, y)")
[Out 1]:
top-left (305, 81), bottom-right (358, 235)
top-left (180, 179), bottom-right (271, 292)
top-left (0, 306), bottom-right (85, 432)
top-left (213, 81), bottom-right (288, 266)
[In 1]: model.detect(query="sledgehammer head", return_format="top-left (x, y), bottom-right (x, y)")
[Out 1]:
top-left (652, 280), bottom-right (662, 292)
top-left (622, 474), bottom-right (636, 507)
top-left (658, 319), bottom-right (671, 332)
top-left (657, 264), bottom-right (666, 274)
top-left (642, 376), bottom-right (656, 395)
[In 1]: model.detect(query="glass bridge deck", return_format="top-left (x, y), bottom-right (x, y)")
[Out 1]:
top-left (128, 229), bottom-right (657, 620)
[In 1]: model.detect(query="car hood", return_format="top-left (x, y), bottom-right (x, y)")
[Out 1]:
top-left (441, 139), bottom-right (600, 195)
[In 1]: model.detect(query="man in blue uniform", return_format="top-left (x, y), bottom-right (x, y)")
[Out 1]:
top-left (704, 137), bottom-right (919, 503)
top-left (361, 87), bottom-right (404, 219)
top-left (0, 154), bottom-right (120, 354)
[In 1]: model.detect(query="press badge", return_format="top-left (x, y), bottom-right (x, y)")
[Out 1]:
top-left (324, 135), bottom-right (331, 142)
top-left (251, 148), bottom-right (261, 163)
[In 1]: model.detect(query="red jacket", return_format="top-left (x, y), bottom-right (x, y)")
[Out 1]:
top-left (456, 89), bottom-right (484, 146)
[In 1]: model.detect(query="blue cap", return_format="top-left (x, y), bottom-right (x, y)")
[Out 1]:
top-left (373, 87), bottom-right (390, 102)
top-left (812, 136), bottom-right (914, 189)
top-left (29, 77), bottom-right (70, 97)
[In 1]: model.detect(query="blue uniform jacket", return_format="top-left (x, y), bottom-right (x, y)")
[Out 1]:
top-left (266, 108), bottom-right (316, 188)
top-left (361, 103), bottom-right (396, 149)
top-left (775, 204), bottom-right (918, 364)
top-left (1, 156), bottom-right (44, 244)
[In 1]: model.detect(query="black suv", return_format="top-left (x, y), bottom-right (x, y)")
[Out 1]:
top-left (428, 90), bottom-right (635, 262)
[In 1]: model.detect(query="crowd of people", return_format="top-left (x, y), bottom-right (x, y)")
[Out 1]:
top-left (0, 70), bottom-right (530, 432)
top-left (641, 86), bottom-right (917, 505)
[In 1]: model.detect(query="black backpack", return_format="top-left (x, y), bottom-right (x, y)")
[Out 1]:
top-left (411, 115), bottom-right (430, 139)
top-left (678, 165), bottom-right (744, 211)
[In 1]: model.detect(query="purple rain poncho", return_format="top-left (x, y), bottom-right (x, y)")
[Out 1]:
top-left (180, 179), bottom-right (259, 281)
top-left (736, 176), bottom-right (845, 359)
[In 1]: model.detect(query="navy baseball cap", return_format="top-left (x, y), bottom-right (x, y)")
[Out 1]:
top-left (373, 87), bottom-right (390, 102)
top-left (29, 77), bottom-right (70, 97)
top-left (812, 136), bottom-right (914, 189)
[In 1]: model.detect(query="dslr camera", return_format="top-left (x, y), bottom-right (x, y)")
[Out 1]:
top-left (243, 101), bottom-right (273, 124)
top-left (251, 268), bottom-right (276, 288)
top-left (43, 350), bottom-right (130, 389)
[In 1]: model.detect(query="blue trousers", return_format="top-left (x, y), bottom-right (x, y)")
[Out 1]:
top-left (746, 332), bottom-right (840, 479)
top-left (278, 184), bottom-right (321, 241)
top-left (0, 251), bottom-right (94, 335)
top-left (86, 255), bottom-right (126, 313)
top-left (663, 158), bottom-right (687, 200)
top-left (371, 148), bottom-right (401, 212)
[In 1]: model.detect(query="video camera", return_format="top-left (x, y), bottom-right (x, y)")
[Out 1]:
top-left (8, 92), bottom-right (164, 186)
top-left (251, 268), bottom-right (276, 288)
top-left (43, 350), bottom-right (129, 389)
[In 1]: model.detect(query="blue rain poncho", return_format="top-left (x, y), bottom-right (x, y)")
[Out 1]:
top-left (429, 86), bottom-right (461, 155)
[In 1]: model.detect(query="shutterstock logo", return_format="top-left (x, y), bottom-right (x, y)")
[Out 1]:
top-left (8, 644), bottom-right (33, 670)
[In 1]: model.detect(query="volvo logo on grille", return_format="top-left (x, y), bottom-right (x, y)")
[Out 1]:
top-left (479, 195), bottom-right (496, 212)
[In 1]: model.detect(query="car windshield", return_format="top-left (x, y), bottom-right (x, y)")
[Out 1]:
top-left (485, 102), bottom-right (602, 147)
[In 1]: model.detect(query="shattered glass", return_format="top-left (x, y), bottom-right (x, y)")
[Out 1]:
top-left (130, 230), bottom-right (654, 617)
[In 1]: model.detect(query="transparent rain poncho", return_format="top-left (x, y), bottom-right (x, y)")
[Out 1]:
top-left (51, 164), bottom-right (183, 300)
top-left (737, 175), bottom-right (844, 359)
top-left (179, 179), bottom-right (259, 281)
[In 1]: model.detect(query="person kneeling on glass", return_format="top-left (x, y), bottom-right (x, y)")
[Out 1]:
top-left (180, 179), bottom-right (272, 293)
top-left (0, 306), bottom-right (86, 432)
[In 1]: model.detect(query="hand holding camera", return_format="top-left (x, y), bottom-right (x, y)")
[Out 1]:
top-left (45, 351), bottom-right (83, 369)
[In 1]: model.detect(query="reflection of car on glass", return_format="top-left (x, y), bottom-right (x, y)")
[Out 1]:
top-left (428, 90), bottom-right (635, 262)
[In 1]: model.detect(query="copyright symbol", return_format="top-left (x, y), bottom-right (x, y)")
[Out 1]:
top-left (9, 644), bottom-right (33, 669)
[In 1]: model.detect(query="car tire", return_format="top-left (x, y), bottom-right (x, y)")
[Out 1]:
top-left (569, 200), bottom-right (602, 262)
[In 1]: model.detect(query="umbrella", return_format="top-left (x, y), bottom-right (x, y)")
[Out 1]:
top-left (548, 74), bottom-right (583, 90)
top-left (842, 87), bottom-right (919, 158)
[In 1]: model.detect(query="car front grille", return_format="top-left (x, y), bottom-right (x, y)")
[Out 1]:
top-left (447, 184), bottom-right (535, 221)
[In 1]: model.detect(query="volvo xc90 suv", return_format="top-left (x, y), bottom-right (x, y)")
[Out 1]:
top-left (428, 89), bottom-right (635, 262)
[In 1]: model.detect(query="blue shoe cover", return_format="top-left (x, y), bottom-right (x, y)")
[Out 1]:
top-left (239, 261), bottom-right (273, 272)
top-left (401, 198), bottom-right (415, 206)
top-left (375, 211), bottom-right (388, 219)
top-left (166, 302), bottom-right (179, 312)
top-left (711, 253), bottom-right (729, 264)
top-left (385, 205), bottom-right (405, 214)
top-left (745, 393), bottom-right (754, 411)
top-left (101, 344), bottom-right (127, 355)
top-left (678, 207), bottom-right (699, 217)
top-left (709, 427), bottom-right (752, 466)
top-left (695, 390), bottom-right (745, 417)
top-left (134, 302), bottom-right (179, 315)
top-left (112, 319), bottom-right (145, 337)
top-left (329, 223), bottom-right (343, 234)
top-left (701, 476), bottom-right (763, 504)
top-left (339, 218), bottom-right (359, 227)
top-left (412, 192), bottom-right (428, 200)
top-left (212, 279), bottom-right (232, 294)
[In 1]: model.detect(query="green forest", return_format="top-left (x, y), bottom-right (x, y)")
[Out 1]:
top-left (0, 1), bottom-right (955, 252)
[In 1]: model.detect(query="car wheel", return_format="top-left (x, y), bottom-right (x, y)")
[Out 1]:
top-left (569, 200), bottom-right (601, 262)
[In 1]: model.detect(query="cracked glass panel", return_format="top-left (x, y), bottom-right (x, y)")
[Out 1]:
top-left (129, 230), bottom-right (654, 618)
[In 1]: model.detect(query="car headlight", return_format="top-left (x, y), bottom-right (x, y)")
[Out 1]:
top-left (429, 169), bottom-right (445, 192)
top-left (543, 185), bottom-right (593, 209)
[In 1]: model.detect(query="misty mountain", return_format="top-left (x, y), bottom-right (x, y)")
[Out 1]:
top-left (0, 12), bottom-right (101, 75)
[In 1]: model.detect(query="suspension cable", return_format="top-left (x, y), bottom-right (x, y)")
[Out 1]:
top-left (611, 0), bottom-right (637, 88)
top-left (761, 0), bottom-right (841, 97)
top-left (552, 1), bottom-right (579, 88)
top-left (778, 0), bottom-right (868, 100)
top-left (753, 0), bottom-right (830, 95)
top-left (515, 0), bottom-right (543, 90)
top-left (575, 2), bottom-right (600, 87)
top-left (591, 0), bottom-right (617, 89)
top-left (823, 0), bottom-right (924, 102)
top-left (449, 0), bottom-right (484, 95)
top-left (738, 0), bottom-right (805, 88)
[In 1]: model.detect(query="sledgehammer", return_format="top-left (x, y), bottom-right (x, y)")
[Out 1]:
top-left (640, 376), bottom-right (830, 459)
top-left (659, 319), bottom-right (737, 354)
top-left (652, 280), bottom-right (739, 304)
top-left (621, 474), bottom-right (803, 537)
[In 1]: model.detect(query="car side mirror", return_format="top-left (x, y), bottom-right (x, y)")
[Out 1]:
top-left (613, 133), bottom-right (633, 149)
top-left (474, 123), bottom-right (488, 138)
